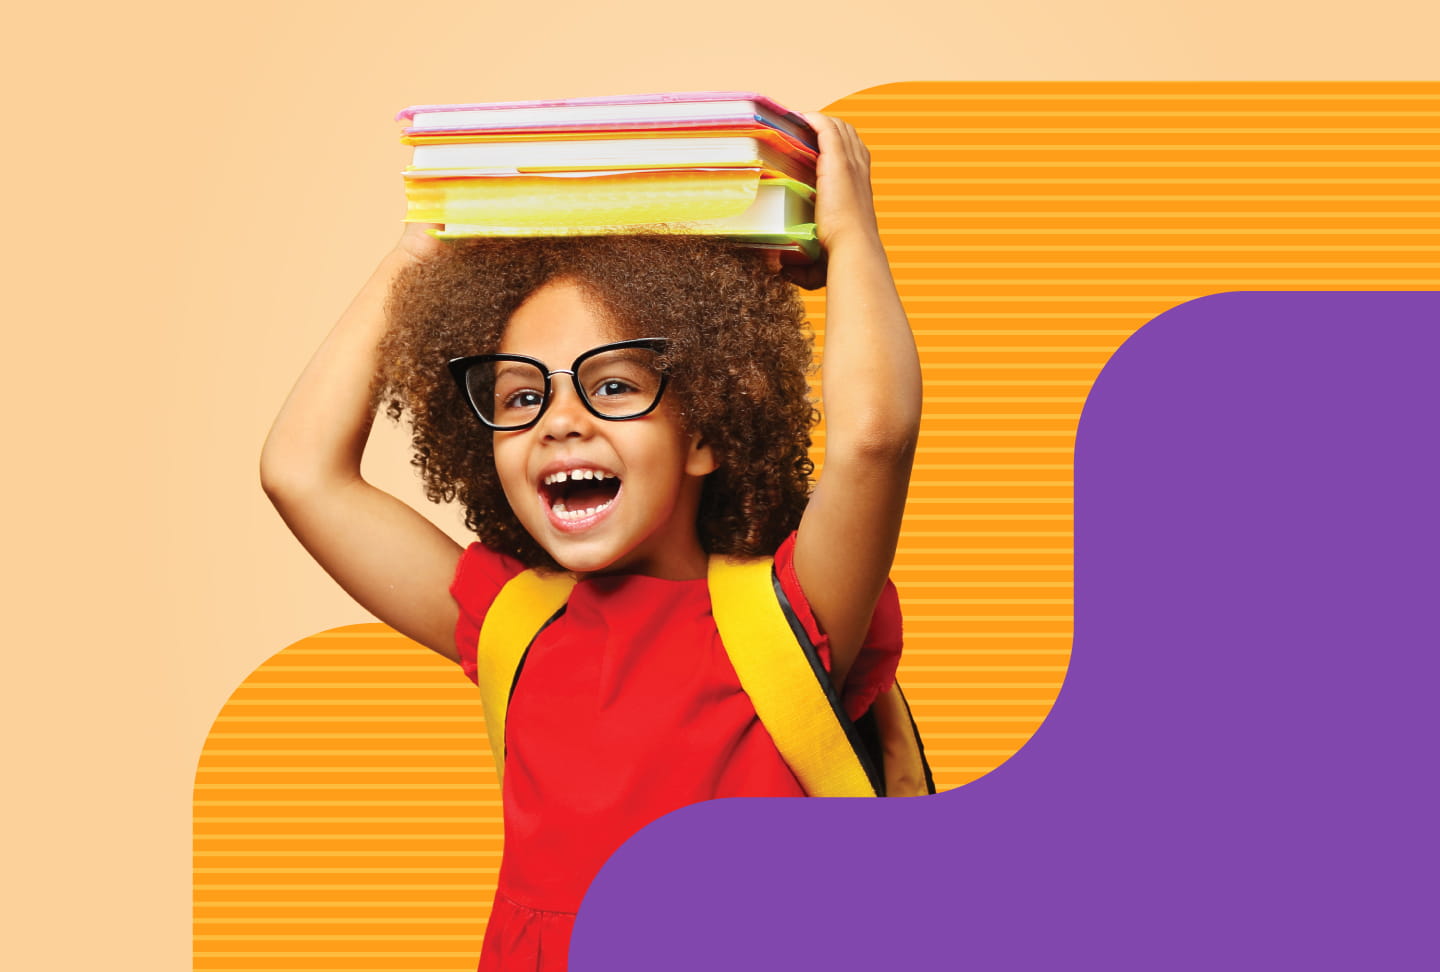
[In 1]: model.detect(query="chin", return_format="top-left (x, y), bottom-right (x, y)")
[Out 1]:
top-left (543, 541), bottom-right (623, 576)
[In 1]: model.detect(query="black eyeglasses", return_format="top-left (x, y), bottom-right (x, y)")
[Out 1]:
top-left (448, 338), bottom-right (670, 431)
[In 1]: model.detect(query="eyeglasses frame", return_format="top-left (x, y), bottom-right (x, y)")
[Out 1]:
top-left (447, 337), bottom-right (671, 432)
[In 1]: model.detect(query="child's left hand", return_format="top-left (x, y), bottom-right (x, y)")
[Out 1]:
top-left (784, 112), bottom-right (882, 290)
top-left (786, 112), bottom-right (917, 695)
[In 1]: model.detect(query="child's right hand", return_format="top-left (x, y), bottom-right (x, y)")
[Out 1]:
top-left (395, 221), bottom-right (446, 263)
top-left (261, 220), bottom-right (465, 660)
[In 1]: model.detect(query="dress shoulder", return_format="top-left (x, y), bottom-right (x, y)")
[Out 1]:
top-left (449, 543), bottom-right (527, 686)
top-left (772, 532), bottom-right (904, 721)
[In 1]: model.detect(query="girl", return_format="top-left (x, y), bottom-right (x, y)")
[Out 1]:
top-left (260, 114), bottom-right (921, 969)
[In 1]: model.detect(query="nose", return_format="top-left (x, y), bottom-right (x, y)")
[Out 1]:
top-left (536, 377), bottom-right (594, 441)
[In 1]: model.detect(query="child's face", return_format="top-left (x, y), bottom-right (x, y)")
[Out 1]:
top-left (491, 278), bottom-right (717, 579)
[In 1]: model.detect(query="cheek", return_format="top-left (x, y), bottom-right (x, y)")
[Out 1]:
top-left (645, 427), bottom-right (705, 492)
top-left (491, 437), bottom-right (529, 498)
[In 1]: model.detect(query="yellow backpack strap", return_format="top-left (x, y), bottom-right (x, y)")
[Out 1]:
top-left (708, 555), bottom-right (882, 798)
top-left (475, 569), bottom-right (576, 783)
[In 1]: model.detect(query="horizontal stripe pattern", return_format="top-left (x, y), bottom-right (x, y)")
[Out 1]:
top-left (197, 82), bottom-right (1440, 969)
top-left (196, 626), bottom-right (493, 971)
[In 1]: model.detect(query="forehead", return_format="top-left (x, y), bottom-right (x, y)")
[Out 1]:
top-left (498, 278), bottom-right (623, 362)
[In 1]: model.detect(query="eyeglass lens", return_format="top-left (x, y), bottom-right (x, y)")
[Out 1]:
top-left (466, 347), bottom-right (665, 428)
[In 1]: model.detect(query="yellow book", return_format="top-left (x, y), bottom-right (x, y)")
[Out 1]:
top-left (404, 168), bottom-right (808, 227)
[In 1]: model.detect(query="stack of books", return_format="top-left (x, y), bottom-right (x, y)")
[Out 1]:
top-left (396, 92), bottom-right (820, 262)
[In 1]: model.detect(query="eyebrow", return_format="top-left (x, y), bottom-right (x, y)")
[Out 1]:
top-left (492, 362), bottom-right (543, 381)
top-left (593, 349), bottom-right (653, 366)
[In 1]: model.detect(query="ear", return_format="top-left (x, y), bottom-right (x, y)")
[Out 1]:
top-left (685, 432), bottom-right (718, 477)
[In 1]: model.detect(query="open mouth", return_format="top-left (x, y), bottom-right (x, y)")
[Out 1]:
top-left (540, 468), bottom-right (622, 522)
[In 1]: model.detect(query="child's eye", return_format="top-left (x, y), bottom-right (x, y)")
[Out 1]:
top-left (503, 389), bottom-right (545, 409)
top-left (592, 379), bottom-right (638, 399)
top-left (576, 350), bottom-right (663, 418)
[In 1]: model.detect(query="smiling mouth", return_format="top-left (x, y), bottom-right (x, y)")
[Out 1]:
top-left (540, 468), bottom-right (622, 522)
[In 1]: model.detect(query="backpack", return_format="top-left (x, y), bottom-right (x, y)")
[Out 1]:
top-left (475, 555), bottom-right (935, 798)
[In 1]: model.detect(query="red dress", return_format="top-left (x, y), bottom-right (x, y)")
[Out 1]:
top-left (450, 534), bottom-right (903, 971)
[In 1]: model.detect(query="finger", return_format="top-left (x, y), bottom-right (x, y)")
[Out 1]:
top-left (802, 111), bottom-right (843, 151)
top-left (807, 113), bottom-right (868, 171)
top-left (831, 118), bottom-right (868, 166)
top-left (801, 111), bottom-right (831, 132)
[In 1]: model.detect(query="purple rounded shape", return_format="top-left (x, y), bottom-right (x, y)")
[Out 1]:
top-left (571, 292), bottom-right (1439, 971)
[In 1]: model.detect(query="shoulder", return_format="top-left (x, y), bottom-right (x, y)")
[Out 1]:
top-left (450, 542), bottom-right (528, 684)
top-left (771, 532), bottom-right (904, 721)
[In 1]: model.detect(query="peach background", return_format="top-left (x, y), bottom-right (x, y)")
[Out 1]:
top-left (3, 1), bottom-right (1437, 969)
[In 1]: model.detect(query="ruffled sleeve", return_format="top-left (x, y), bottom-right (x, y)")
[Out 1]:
top-left (449, 542), bottom-right (527, 686)
top-left (772, 532), bottom-right (904, 722)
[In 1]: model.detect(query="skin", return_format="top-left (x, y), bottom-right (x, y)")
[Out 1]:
top-left (788, 113), bottom-right (921, 690)
top-left (491, 280), bottom-right (717, 579)
top-left (260, 113), bottom-right (920, 693)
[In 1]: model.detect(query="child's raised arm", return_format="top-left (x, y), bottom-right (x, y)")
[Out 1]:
top-left (791, 114), bottom-right (921, 694)
top-left (260, 223), bottom-right (464, 659)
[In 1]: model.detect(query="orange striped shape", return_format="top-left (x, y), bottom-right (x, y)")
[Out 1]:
top-left (195, 626), bottom-right (494, 972)
top-left (198, 82), bottom-right (1440, 970)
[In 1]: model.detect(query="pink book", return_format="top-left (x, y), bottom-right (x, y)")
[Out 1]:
top-left (396, 91), bottom-right (817, 150)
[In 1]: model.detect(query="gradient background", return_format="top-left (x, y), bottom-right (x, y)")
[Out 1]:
top-left (4, 2), bottom-right (1437, 969)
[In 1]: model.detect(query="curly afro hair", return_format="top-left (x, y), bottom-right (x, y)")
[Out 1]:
top-left (377, 235), bottom-right (817, 569)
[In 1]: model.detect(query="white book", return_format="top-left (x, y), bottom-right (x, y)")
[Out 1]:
top-left (408, 135), bottom-right (816, 186)
top-left (398, 91), bottom-right (816, 147)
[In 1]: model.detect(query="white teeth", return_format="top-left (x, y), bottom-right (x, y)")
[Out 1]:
top-left (549, 498), bottom-right (615, 521)
top-left (543, 468), bottom-right (614, 486)
top-left (543, 468), bottom-right (619, 522)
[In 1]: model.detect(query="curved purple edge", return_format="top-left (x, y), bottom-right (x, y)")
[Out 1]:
top-left (571, 292), bottom-right (1439, 971)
